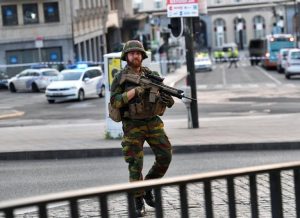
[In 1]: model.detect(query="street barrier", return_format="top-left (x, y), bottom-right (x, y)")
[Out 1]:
top-left (0, 56), bottom-right (267, 79)
top-left (1, 161), bottom-right (300, 217)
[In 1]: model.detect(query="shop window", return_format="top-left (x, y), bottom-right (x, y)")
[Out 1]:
top-left (43, 2), bottom-right (59, 23)
top-left (1, 5), bottom-right (18, 26)
top-left (23, 4), bottom-right (39, 25)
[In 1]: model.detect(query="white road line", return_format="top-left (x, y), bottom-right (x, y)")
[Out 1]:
top-left (255, 66), bottom-right (282, 85)
top-left (221, 65), bottom-right (227, 86)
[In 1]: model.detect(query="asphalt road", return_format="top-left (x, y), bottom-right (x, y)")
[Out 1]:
top-left (2, 150), bottom-right (300, 201)
top-left (1, 64), bottom-right (300, 127)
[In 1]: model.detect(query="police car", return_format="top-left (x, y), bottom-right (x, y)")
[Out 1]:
top-left (8, 66), bottom-right (59, 92)
top-left (45, 64), bottom-right (105, 104)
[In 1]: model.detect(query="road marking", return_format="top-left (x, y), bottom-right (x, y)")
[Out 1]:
top-left (0, 110), bottom-right (24, 120)
top-left (221, 65), bottom-right (227, 86)
top-left (255, 66), bottom-right (282, 85)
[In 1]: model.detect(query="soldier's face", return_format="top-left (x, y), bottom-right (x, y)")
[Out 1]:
top-left (127, 51), bottom-right (142, 68)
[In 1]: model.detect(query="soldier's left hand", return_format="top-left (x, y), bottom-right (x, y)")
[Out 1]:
top-left (160, 93), bottom-right (174, 108)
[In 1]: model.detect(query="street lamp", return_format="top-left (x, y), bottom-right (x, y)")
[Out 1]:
top-left (237, 14), bottom-right (244, 50)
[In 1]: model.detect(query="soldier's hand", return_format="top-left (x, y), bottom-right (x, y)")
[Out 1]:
top-left (160, 93), bottom-right (174, 108)
top-left (134, 86), bottom-right (145, 97)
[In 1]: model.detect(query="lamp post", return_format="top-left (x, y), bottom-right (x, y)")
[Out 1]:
top-left (237, 14), bottom-right (244, 50)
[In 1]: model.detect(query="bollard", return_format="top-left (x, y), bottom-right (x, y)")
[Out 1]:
top-left (182, 86), bottom-right (193, 129)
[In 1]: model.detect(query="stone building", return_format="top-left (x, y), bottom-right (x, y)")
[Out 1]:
top-left (134, 0), bottom-right (298, 50)
top-left (0, 0), bottom-right (135, 75)
top-left (0, 0), bottom-right (108, 68)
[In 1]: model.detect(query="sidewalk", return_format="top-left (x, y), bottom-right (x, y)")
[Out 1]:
top-left (1, 64), bottom-right (300, 160)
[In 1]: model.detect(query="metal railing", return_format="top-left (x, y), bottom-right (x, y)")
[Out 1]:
top-left (1, 161), bottom-right (300, 217)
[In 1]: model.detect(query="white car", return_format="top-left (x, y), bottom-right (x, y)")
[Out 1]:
top-left (45, 66), bottom-right (105, 103)
top-left (283, 48), bottom-right (300, 79)
top-left (8, 68), bottom-right (59, 92)
top-left (277, 48), bottom-right (290, 73)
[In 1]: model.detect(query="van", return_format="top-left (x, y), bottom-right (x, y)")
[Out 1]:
top-left (248, 39), bottom-right (265, 65)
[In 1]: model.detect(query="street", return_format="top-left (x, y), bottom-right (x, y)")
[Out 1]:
top-left (1, 59), bottom-right (300, 200)
top-left (2, 150), bottom-right (300, 201)
top-left (1, 63), bottom-right (300, 127)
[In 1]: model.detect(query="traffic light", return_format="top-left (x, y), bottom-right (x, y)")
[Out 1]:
top-left (168, 17), bottom-right (183, 38)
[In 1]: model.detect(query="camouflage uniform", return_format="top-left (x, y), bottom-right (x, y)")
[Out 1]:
top-left (110, 41), bottom-right (173, 197)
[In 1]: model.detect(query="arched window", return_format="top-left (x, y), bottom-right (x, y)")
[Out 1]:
top-left (214, 18), bottom-right (226, 48)
top-left (234, 16), bottom-right (246, 50)
top-left (253, 16), bottom-right (266, 39)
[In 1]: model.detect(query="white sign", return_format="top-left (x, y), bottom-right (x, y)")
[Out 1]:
top-left (35, 36), bottom-right (44, 48)
top-left (237, 23), bottom-right (243, 31)
top-left (217, 26), bottom-right (223, 33)
top-left (167, 0), bottom-right (199, 18)
top-left (256, 23), bottom-right (263, 30)
top-left (198, 0), bottom-right (207, 15)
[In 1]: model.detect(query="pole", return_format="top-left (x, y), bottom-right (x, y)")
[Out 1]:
top-left (184, 17), bottom-right (199, 128)
top-left (38, 48), bottom-right (42, 63)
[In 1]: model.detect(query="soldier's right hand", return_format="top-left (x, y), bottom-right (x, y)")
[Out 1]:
top-left (134, 86), bottom-right (145, 97)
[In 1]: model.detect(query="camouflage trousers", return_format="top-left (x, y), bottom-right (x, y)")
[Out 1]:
top-left (121, 116), bottom-right (172, 197)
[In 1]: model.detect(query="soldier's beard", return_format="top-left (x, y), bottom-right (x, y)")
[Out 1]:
top-left (127, 58), bottom-right (142, 68)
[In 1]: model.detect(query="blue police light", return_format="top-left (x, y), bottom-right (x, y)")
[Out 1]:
top-left (76, 63), bottom-right (89, 69)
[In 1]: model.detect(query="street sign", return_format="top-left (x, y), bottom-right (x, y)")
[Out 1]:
top-left (35, 36), bottom-right (44, 48)
top-left (167, 0), bottom-right (199, 18)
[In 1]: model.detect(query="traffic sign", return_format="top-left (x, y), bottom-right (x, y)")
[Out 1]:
top-left (167, 0), bottom-right (199, 18)
top-left (35, 36), bottom-right (44, 48)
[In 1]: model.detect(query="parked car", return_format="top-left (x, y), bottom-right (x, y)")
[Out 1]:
top-left (8, 68), bottom-right (59, 92)
top-left (45, 65), bottom-right (105, 103)
top-left (194, 52), bottom-right (212, 72)
top-left (277, 48), bottom-right (290, 73)
top-left (283, 48), bottom-right (300, 79)
top-left (0, 72), bottom-right (8, 89)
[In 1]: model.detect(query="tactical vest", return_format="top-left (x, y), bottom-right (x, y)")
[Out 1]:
top-left (120, 67), bottom-right (166, 120)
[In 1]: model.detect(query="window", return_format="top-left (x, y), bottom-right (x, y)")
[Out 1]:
top-left (154, 0), bottom-right (162, 9)
top-left (43, 2), bottom-right (59, 23)
top-left (42, 71), bottom-right (59, 76)
top-left (234, 17), bottom-right (247, 49)
top-left (1, 5), bottom-right (18, 26)
top-left (23, 4), bottom-right (39, 25)
top-left (253, 16), bottom-right (265, 39)
top-left (214, 18), bottom-right (227, 47)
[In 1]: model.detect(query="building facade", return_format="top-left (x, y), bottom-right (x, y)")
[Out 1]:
top-left (0, 0), bottom-right (136, 77)
top-left (0, 0), bottom-right (110, 67)
top-left (134, 0), bottom-right (299, 50)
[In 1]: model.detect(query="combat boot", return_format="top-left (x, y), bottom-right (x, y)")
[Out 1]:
top-left (143, 190), bottom-right (156, 208)
top-left (134, 196), bottom-right (146, 217)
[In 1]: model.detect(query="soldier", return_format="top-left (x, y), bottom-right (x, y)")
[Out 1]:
top-left (110, 40), bottom-right (174, 217)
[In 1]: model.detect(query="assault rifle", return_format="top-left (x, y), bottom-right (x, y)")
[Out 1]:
top-left (120, 73), bottom-right (196, 103)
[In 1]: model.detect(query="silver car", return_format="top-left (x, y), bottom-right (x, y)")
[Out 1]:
top-left (8, 68), bottom-right (59, 92)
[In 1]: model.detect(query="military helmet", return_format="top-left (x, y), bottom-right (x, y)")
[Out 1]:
top-left (120, 40), bottom-right (148, 61)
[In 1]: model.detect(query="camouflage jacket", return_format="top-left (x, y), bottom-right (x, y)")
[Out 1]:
top-left (110, 65), bottom-right (165, 120)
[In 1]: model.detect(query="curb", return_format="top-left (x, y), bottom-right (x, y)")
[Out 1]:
top-left (1, 141), bottom-right (300, 161)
